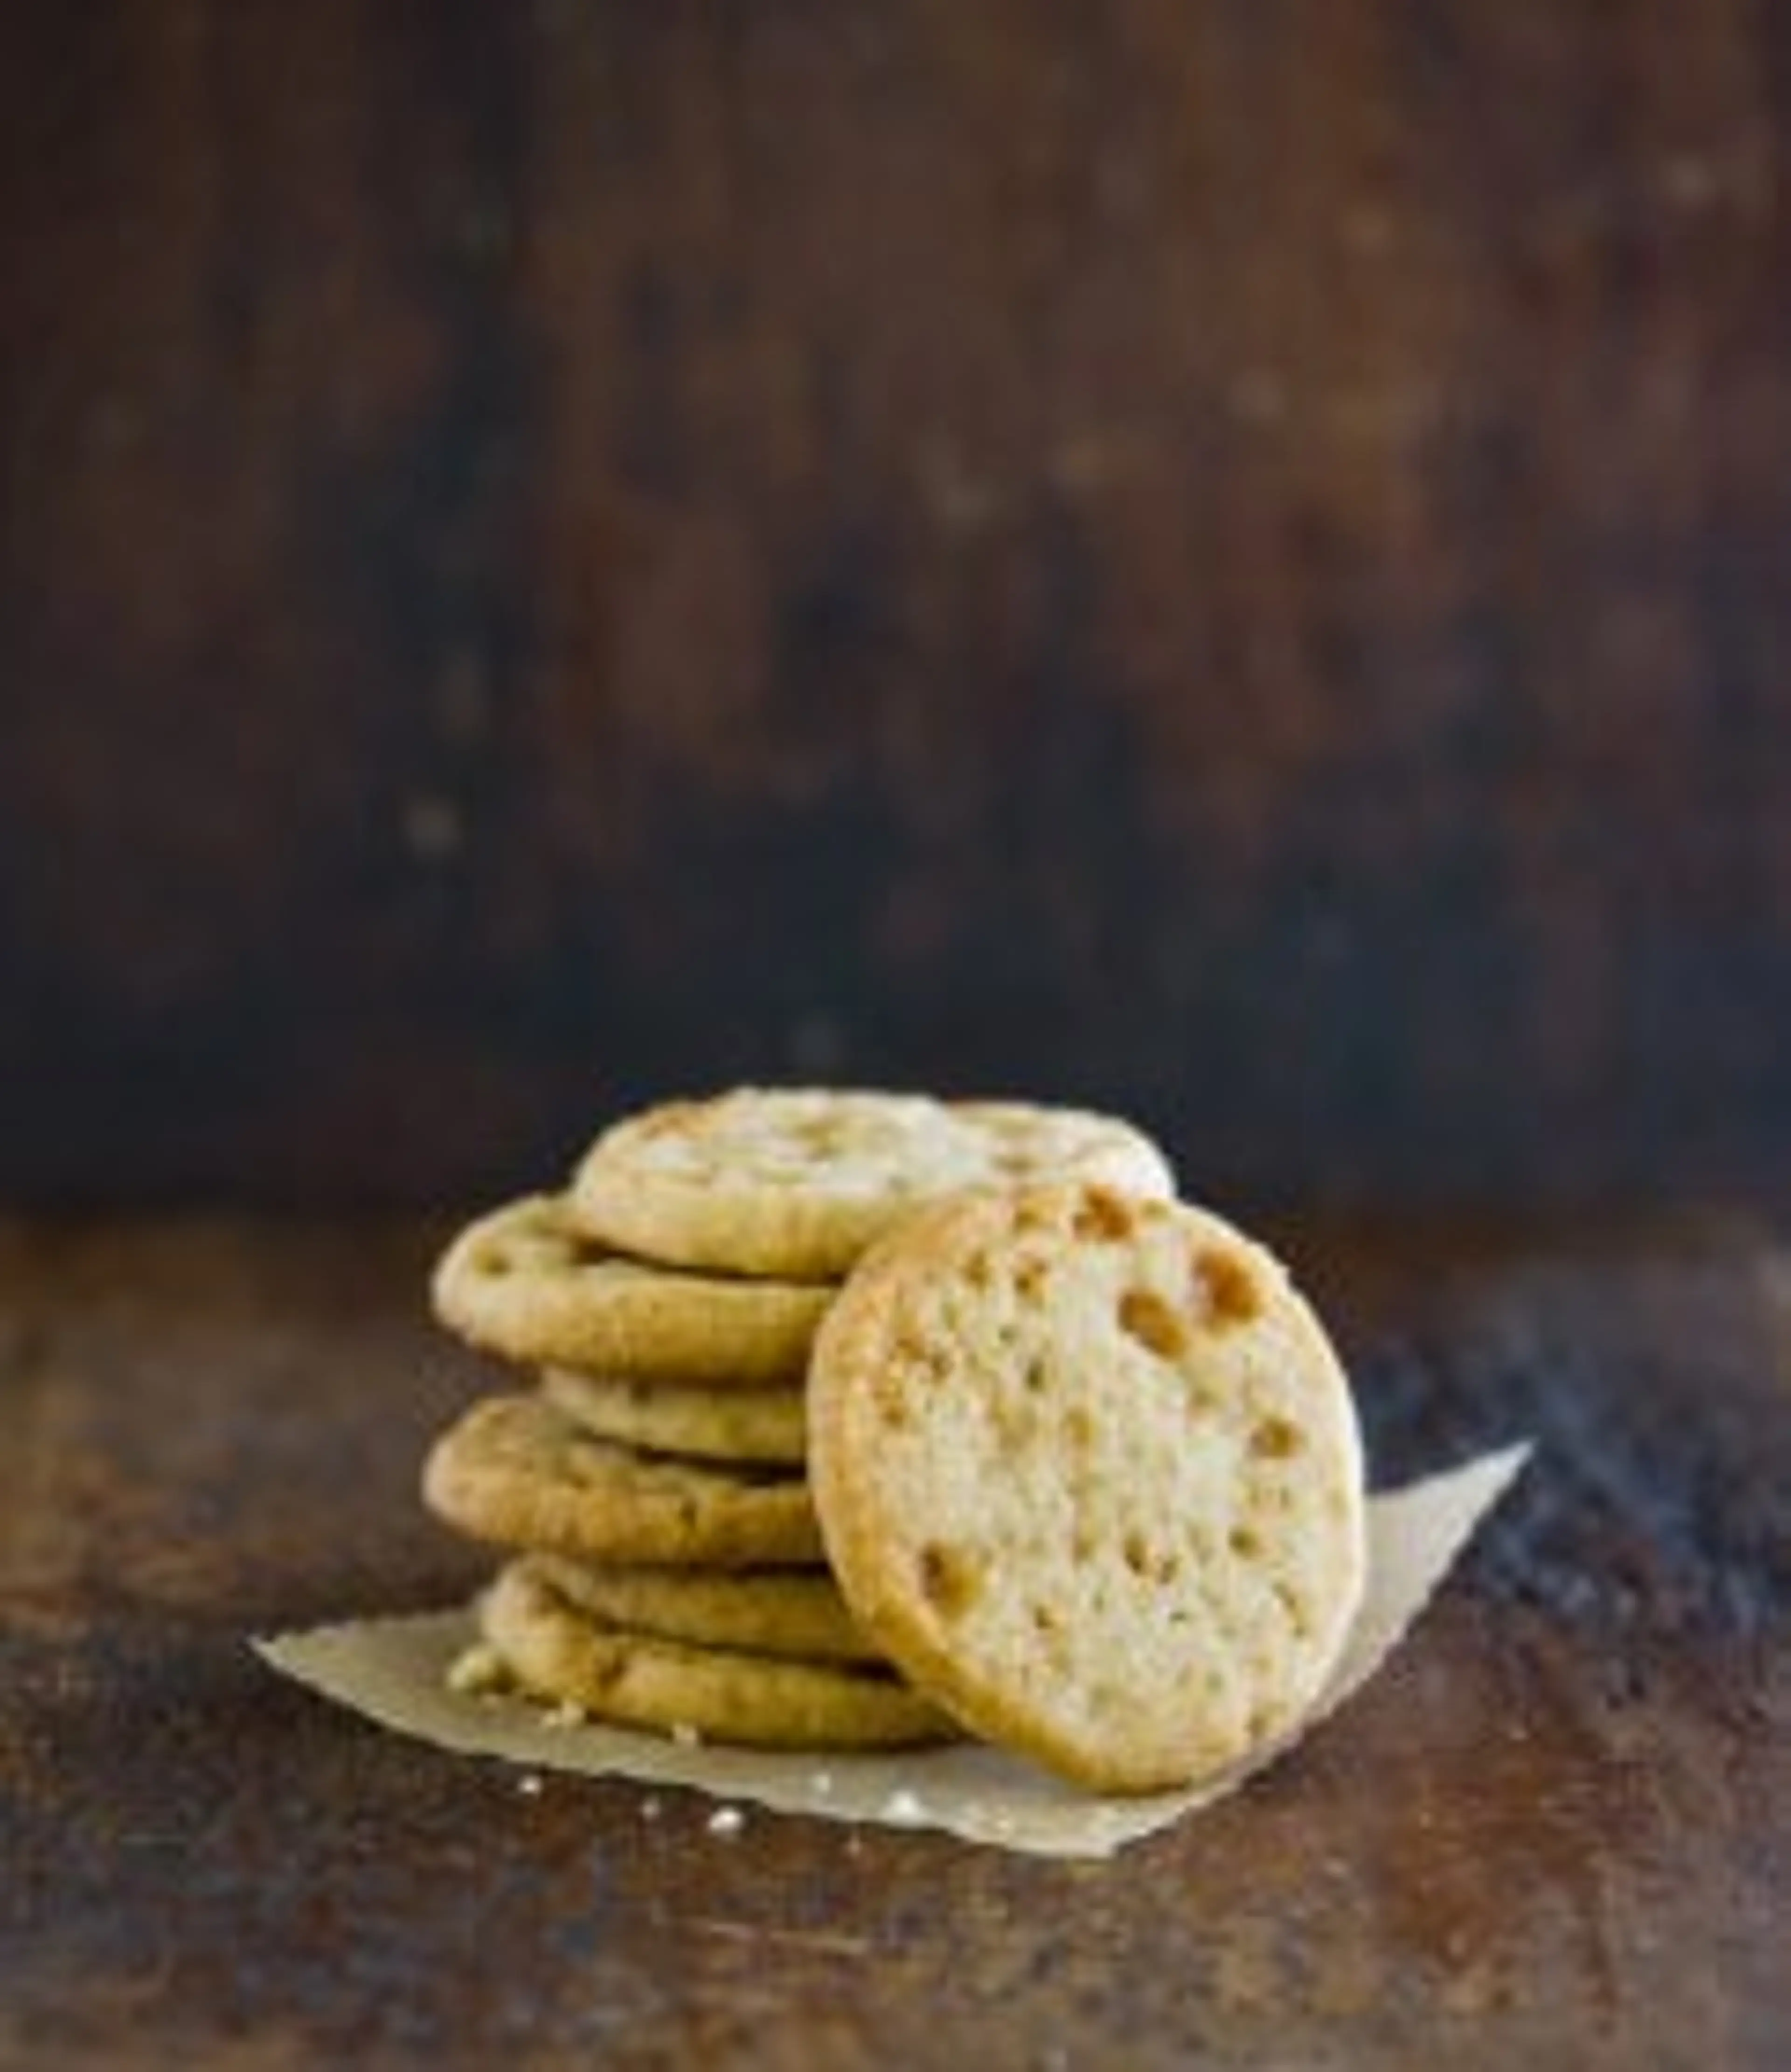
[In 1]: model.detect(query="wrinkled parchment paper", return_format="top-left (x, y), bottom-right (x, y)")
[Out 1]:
top-left (256, 1443), bottom-right (1528, 1859)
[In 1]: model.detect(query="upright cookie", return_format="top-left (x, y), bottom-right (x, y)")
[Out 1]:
top-left (432, 1195), bottom-right (832, 1385)
top-left (544, 1369), bottom-right (807, 1466)
top-left (423, 1394), bottom-right (823, 1567)
top-left (530, 1552), bottom-right (878, 1663)
top-left (808, 1183), bottom-right (1367, 1794)
top-left (569, 1088), bottom-right (1175, 1279)
top-left (481, 1559), bottom-right (958, 1750)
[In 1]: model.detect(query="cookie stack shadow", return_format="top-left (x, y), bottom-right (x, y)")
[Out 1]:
top-left (423, 1191), bottom-right (955, 1749)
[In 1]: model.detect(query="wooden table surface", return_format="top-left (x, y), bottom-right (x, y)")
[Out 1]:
top-left (0, 1213), bottom-right (1785, 2069)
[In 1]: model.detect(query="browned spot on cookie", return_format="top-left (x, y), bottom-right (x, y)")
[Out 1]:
top-left (1229, 1523), bottom-right (1262, 1558)
top-left (895, 1334), bottom-right (953, 1387)
top-left (1118, 1287), bottom-right (1187, 1359)
top-left (1014, 1252), bottom-right (1049, 1299)
top-left (1251, 1416), bottom-right (1303, 1460)
top-left (1062, 1405), bottom-right (1095, 1450)
top-left (1183, 1379), bottom-right (1220, 1421)
top-left (1272, 1578), bottom-right (1310, 1637)
top-left (1195, 1247), bottom-right (1263, 1327)
top-left (918, 1542), bottom-right (981, 1620)
top-left (1073, 1187), bottom-right (1135, 1243)
top-left (964, 1251), bottom-right (993, 1290)
top-left (872, 1372), bottom-right (912, 1432)
top-left (1122, 1531), bottom-right (1152, 1577)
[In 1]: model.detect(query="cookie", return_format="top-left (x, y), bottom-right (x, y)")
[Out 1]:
top-left (543, 1368), bottom-right (807, 1466)
top-left (480, 1558), bottom-right (959, 1749)
top-left (432, 1195), bottom-right (831, 1384)
top-left (529, 1552), bottom-right (878, 1663)
top-left (568, 1087), bottom-right (1175, 1279)
top-left (423, 1393), bottom-right (824, 1568)
top-left (807, 1183), bottom-right (1367, 1794)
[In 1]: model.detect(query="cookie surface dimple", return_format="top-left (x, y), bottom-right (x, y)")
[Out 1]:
top-left (479, 1559), bottom-right (959, 1750)
top-left (432, 1195), bottom-right (833, 1384)
top-left (567, 1088), bottom-right (1175, 1280)
top-left (423, 1393), bottom-right (824, 1568)
top-left (807, 1184), bottom-right (1367, 1794)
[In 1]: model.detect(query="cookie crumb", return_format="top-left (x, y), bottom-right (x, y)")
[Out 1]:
top-left (708, 1806), bottom-right (745, 1836)
top-left (516, 1772), bottom-right (544, 1796)
top-left (811, 1771), bottom-right (835, 1798)
top-left (882, 1788), bottom-right (925, 1825)
top-left (543, 1699), bottom-right (587, 1729)
top-left (670, 1721), bottom-right (703, 1748)
top-left (446, 1643), bottom-right (507, 1696)
top-left (639, 1795), bottom-right (661, 1821)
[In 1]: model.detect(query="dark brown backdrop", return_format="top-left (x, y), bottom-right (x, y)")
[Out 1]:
top-left (3, 0), bottom-right (1788, 1212)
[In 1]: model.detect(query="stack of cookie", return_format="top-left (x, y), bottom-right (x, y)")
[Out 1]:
top-left (422, 1088), bottom-right (1180, 1753)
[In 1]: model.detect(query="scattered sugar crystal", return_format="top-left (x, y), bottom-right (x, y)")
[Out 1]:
top-left (516, 1773), bottom-right (544, 1796)
top-left (639, 1796), bottom-right (661, 1821)
top-left (708, 1806), bottom-right (745, 1836)
top-left (882, 1789), bottom-right (925, 1825)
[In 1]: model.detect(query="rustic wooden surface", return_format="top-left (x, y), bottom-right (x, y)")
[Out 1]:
top-left (0, 1213), bottom-right (1784, 2068)
top-left (4, 1), bottom-right (1791, 1212)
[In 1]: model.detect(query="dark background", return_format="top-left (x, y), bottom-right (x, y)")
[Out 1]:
top-left (3, 0), bottom-right (1788, 1214)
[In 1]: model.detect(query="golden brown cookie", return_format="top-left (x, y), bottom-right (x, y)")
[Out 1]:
top-left (807, 1183), bottom-right (1367, 1793)
top-left (529, 1552), bottom-right (878, 1663)
top-left (568, 1088), bottom-right (1175, 1279)
top-left (432, 1194), bottom-right (832, 1384)
top-left (423, 1393), bottom-right (823, 1568)
top-left (480, 1558), bottom-right (959, 1750)
top-left (543, 1368), bottom-right (806, 1467)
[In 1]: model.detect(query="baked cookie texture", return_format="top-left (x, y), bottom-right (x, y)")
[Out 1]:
top-left (543, 1367), bottom-right (807, 1467)
top-left (568, 1088), bottom-right (1176, 1280)
top-left (806, 1182), bottom-right (1367, 1793)
top-left (423, 1393), bottom-right (824, 1568)
top-left (417, 1089), bottom-right (1368, 1777)
top-left (528, 1552), bottom-right (879, 1663)
top-left (433, 1194), bottom-right (832, 1384)
top-left (480, 1559), bottom-right (960, 1749)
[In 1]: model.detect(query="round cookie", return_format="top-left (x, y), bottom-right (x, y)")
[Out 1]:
top-left (543, 1368), bottom-right (806, 1467)
top-left (807, 1183), bottom-right (1367, 1794)
top-left (433, 1195), bottom-right (832, 1385)
top-left (568, 1088), bottom-right (1176, 1280)
top-left (481, 1558), bottom-right (958, 1750)
top-left (423, 1394), bottom-right (823, 1567)
top-left (530, 1552), bottom-right (879, 1663)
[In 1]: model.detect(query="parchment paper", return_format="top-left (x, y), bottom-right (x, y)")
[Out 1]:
top-left (256, 1443), bottom-right (1528, 1859)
